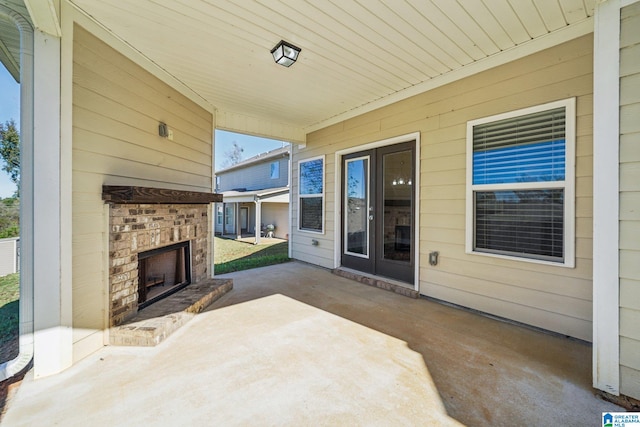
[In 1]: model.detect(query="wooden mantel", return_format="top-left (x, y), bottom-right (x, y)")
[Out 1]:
top-left (102, 185), bottom-right (222, 204)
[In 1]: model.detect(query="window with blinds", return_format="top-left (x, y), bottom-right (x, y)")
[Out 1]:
top-left (298, 156), bottom-right (324, 233)
top-left (466, 99), bottom-right (575, 265)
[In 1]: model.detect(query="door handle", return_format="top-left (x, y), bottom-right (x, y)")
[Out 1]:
top-left (369, 215), bottom-right (374, 221)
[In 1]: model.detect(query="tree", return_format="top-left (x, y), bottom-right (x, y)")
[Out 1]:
top-left (0, 119), bottom-right (20, 190)
top-left (0, 120), bottom-right (20, 237)
top-left (0, 196), bottom-right (19, 238)
top-left (222, 141), bottom-right (244, 168)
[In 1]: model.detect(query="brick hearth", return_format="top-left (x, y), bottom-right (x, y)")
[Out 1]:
top-left (110, 277), bottom-right (233, 346)
top-left (108, 203), bottom-right (210, 326)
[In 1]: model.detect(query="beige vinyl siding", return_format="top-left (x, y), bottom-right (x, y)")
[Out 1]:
top-left (293, 34), bottom-right (594, 340)
top-left (262, 203), bottom-right (290, 239)
top-left (619, 2), bottom-right (640, 401)
top-left (72, 25), bottom-right (213, 361)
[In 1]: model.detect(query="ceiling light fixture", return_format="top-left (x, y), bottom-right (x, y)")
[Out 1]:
top-left (271, 40), bottom-right (301, 67)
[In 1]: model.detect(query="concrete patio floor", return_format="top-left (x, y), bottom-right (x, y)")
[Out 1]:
top-left (3, 261), bottom-right (622, 426)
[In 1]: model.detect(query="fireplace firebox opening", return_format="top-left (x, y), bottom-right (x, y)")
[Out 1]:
top-left (138, 241), bottom-right (192, 309)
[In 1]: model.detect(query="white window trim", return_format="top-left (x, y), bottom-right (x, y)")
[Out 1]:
top-left (465, 98), bottom-right (576, 268)
top-left (297, 155), bottom-right (325, 234)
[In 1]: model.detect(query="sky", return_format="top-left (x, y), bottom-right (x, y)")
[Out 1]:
top-left (0, 64), bottom-right (19, 198)
top-left (215, 129), bottom-right (287, 171)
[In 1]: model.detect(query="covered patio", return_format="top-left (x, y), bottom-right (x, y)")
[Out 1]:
top-left (3, 262), bottom-right (621, 426)
top-left (0, 0), bottom-right (638, 414)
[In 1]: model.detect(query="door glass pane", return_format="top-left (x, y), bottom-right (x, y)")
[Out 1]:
top-left (345, 157), bottom-right (368, 256)
top-left (382, 151), bottom-right (412, 262)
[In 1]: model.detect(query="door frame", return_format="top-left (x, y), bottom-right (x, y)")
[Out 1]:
top-left (333, 132), bottom-right (421, 292)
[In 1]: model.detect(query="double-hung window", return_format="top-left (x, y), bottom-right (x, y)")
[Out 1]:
top-left (466, 98), bottom-right (575, 266)
top-left (298, 156), bottom-right (324, 233)
top-left (216, 205), bottom-right (223, 225)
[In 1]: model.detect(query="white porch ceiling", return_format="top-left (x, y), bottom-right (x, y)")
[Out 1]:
top-left (70, 1), bottom-right (594, 139)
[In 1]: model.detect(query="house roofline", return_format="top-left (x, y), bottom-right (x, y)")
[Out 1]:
top-left (216, 146), bottom-right (289, 174)
top-left (219, 186), bottom-right (289, 203)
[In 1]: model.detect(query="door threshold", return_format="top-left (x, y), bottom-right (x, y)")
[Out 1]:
top-left (332, 267), bottom-right (418, 299)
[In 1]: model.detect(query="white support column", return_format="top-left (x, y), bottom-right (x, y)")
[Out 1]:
top-left (210, 116), bottom-right (216, 277)
top-left (32, 28), bottom-right (72, 378)
top-left (593, 0), bottom-right (622, 395)
top-left (235, 203), bottom-right (241, 239)
top-left (222, 203), bottom-right (226, 235)
top-left (254, 200), bottom-right (262, 245)
top-left (288, 143), bottom-right (293, 258)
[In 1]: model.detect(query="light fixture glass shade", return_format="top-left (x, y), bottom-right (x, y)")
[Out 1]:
top-left (271, 40), bottom-right (301, 67)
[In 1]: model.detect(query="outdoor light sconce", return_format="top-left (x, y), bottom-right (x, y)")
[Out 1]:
top-left (271, 40), bottom-right (301, 67)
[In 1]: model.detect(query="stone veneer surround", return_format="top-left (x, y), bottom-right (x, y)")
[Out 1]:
top-left (108, 203), bottom-right (210, 326)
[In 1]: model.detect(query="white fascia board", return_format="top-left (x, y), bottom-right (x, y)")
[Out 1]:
top-left (259, 193), bottom-right (289, 203)
top-left (216, 109), bottom-right (306, 145)
top-left (24, 0), bottom-right (61, 37)
top-left (221, 195), bottom-right (256, 203)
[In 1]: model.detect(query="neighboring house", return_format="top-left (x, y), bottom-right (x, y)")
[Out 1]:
top-left (214, 147), bottom-right (290, 243)
top-left (0, 0), bottom-right (638, 408)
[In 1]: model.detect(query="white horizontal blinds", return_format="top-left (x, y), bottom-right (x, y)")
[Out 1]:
top-left (475, 190), bottom-right (564, 260)
top-left (471, 106), bottom-right (567, 262)
top-left (473, 107), bottom-right (566, 185)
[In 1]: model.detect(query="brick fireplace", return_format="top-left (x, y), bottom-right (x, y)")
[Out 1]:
top-left (103, 186), bottom-right (222, 327)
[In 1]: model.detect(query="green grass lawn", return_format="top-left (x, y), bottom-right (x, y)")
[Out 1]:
top-left (0, 273), bottom-right (19, 349)
top-left (214, 237), bottom-right (290, 274)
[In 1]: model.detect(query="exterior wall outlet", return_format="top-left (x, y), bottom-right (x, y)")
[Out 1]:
top-left (158, 122), bottom-right (168, 137)
top-left (429, 251), bottom-right (439, 266)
